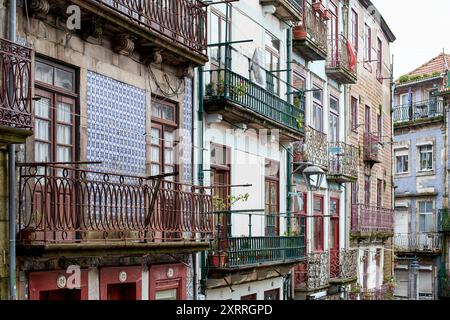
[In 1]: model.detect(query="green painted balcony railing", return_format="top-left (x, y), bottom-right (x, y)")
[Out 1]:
top-left (204, 69), bottom-right (305, 133)
top-left (439, 209), bottom-right (450, 232)
top-left (208, 236), bottom-right (305, 269)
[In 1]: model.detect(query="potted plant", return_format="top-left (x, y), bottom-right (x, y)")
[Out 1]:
top-left (349, 283), bottom-right (362, 300)
top-left (292, 26), bottom-right (307, 39)
top-left (230, 80), bottom-right (248, 99)
top-left (312, 0), bottom-right (325, 14)
top-left (205, 82), bottom-right (215, 96)
top-left (296, 113), bottom-right (305, 130)
top-left (209, 239), bottom-right (227, 267)
top-left (321, 9), bottom-right (332, 21)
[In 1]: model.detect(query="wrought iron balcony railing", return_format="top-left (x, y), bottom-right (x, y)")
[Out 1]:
top-left (18, 163), bottom-right (214, 244)
top-left (294, 251), bottom-right (329, 291)
top-left (95, 0), bottom-right (207, 54)
top-left (393, 99), bottom-right (444, 124)
top-left (327, 142), bottom-right (358, 182)
top-left (293, 126), bottom-right (328, 169)
top-left (326, 35), bottom-right (357, 84)
top-left (438, 209), bottom-right (450, 232)
top-left (0, 38), bottom-right (33, 130)
top-left (363, 132), bottom-right (381, 164)
top-left (351, 204), bottom-right (394, 235)
top-left (208, 211), bottom-right (306, 269)
top-left (350, 284), bottom-right (395, 300)
top-left (259, 0), bottom-right (303, 21)
top-left (204, 69), bottom-right (305, 134)
top-left (292, 1), bottom-right (328, 60)
top-left (394, 233), bottom-right (441, 252)
top-left (329, 249), bottom-right (358, 282)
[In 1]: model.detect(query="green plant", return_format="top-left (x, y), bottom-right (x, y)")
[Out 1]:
top-left (296, 113), bottom-right (304, 129)
top-left (230, 80), bottom-right (248, 98)
top-left (350, 283), bottom-right (362, 294)
top-left (212, 193), bottom-right (250, 211)
top-left (398, 75), bottom-right (410, 84)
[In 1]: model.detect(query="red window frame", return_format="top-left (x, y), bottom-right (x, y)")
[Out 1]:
top-left (312, 195), bottom-right (324, 252)
top-left (265, 159), bottom-right (280, 236)
top-left (364, 23), bottom-right (372, 71)
top-left (330, 197), bottom-right (340, 250)
top-left (364, 175), bottom-right (371, 205)
top-left (295, 192), bottom-right (308, 251)
top-left (351, 96), bottom-right (358, 132)
top-left (377, 179), bottom-right (383, 208)
top-left (377, 37), bottom-right (383, 81)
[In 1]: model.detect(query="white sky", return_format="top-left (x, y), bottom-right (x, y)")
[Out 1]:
top-left (371, 0), bottom-right (450, 79)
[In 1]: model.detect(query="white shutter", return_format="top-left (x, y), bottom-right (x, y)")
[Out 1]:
top-left (419, 270), bottom-right (433, 297)
top-left (394, 270), bottom-right (409, 298)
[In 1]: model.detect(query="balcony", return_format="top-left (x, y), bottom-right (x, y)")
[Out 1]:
top-left (329, 249), bottom-right (358, 284)
top-left (351, 204), bottom-right (394, 237)
top-left (327, 142), bottom-right (358, 183)
top-left (363, 133), bottom-right (381, 164)
top-left (393, 99), bottom-right (444, 125)
top-left (292, 1), bottom-right (327, 61)
top-left (204, 69), bottom-right (305, 141)
top-left (294, 252), bottom-right (329, 292)
top-left (207, 211), bottom-right (305, 270)
top-left (17, 163), bottom-right (213, 253)
top-left (394, 233), bottom-right (441, 253)
top-left (47, 0), bottom-right (208, 66)
top-left (326, 35), bottom-right (357, 84)
top-left (293, 126), bottom-right (328, 169)
top-left (260, 0), bottom-right (303, 21)
top-left (0, 38), bottom-right (33, 146)
top-left (439, 209), bottom-right (450, 233)
top-left (350, 284), bottom-right (395, 300)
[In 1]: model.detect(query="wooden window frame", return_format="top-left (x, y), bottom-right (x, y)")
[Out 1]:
top-left (377, 37), bottom-right (383, 82)
top-left (364, 23), bottom-right (372, 72)
top-left (351, 96), bottom-right (358, 132)
top-left (350, 8), bottom-right (359, 51)
top-left (265, 159), bottom-right (280, 236)
top-left (312, 195), bottom-right (324, 252)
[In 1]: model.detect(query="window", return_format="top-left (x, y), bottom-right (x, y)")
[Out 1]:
top-left (34, 59), bottom-right (77, 167)
top-left (419, 145), bottom-right (433, 171)
top-left (312, 196), bottom-right (324, 252)
top-left (351, 96), bottom-right (358, 131)
top-left (210, 144), bottom-right (230, 237)
top-left (293, 73), bottom-right (306, 107)
top-left (264, 289), bottom-right (280, 300)
top-left (312, 85), bottom-right (323, 132)
top-left (418, 201), bottom-right (434, 232)
top-left (377, 179), bottom-right (382, 207)
top-left (265, 159), bottom-right (280, 236)
top-left (364, 175), bottom-right (370, 205)
top-left (377, 113), bottom-right (382, 138)
top-left (209, 10), bottom-right (230, 66)
top-left (350, 9), bottom-right (358, 51)
top-left (400, 93), bottom-right (410, 106)
top-left (155, 289), bottom-right (178, 301)
top-left (151, 97), bottom-right (178, 178)
top-left (329, 96), bottom-right (339, 142)
top-left (265, 33), bottom-right (281, 96)
top-left (364, 23), bottom-right (372, 70)
top-left (329, 198), bottom-right (339, 251)
top-left (396, 155), bottom-right (409, 173)
top-left (377, 37), bottom-right (383, 79)
top-left (365, 105), bottom-right (371, 133)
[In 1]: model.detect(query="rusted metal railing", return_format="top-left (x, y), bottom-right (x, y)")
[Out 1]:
top-left (293, 126), bottom-right (328, 168)
top-left (294, 251), bottom-right (329, 291)
top-left (328, 141), bottom-right (358, 180)
top-left (18, 163), bottom-right (214, 243)
top-left (329, 249), bottom-right (358, 281)
top-left (0, 38), bottom-right (33, 129)
top-left (351, 204), bottom-right (394, 234)
top-left (326, 35), bottom-right (357, 83)
top-left (363, 132), bottom-right (381, 163)
top-left (95, 0), bottom-right (207, 54)
top-left (394, 233), bottom-right (441, 252)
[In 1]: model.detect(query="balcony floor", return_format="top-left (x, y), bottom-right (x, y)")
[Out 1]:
top-left (325, 66), bottom-right (357, 84)
top-left (204, 98), bottom-right (304, 142)
top-left (294, 38), bottom-right (327, 61)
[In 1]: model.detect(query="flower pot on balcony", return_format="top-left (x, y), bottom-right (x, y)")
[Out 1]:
top-left (321, 9), bottom-right (332, 21)
top-left (210, 254), bottom-right (227, 268)
top-left (312, 1), bottom-right (325, 14)
top-left (293, 26), bottom-right (307, 39)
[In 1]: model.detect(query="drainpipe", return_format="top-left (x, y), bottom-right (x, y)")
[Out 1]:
top-left (7, 0), bottom-right (17, 301)
top-left (286, 27), bottom-right (292, 234)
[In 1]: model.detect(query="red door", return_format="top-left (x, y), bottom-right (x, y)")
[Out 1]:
top-left (329, 198), bottom-right (340, 278)
top-left (99, 266), bottom-right (142, 300)
top-left (149, 264), bottom-right (187, 300)
top-left (28, 270), bottom-right (89, 300)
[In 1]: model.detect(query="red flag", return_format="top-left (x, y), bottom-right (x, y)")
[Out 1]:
top-left (347, 40), bottom-right (357, 72)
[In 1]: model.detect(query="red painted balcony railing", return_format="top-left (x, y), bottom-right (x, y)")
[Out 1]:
top-left (0, 38), bottom-right (33, 129)
top-left (363, 132), bottom-right (381, 163)
top-left (18, 163), bottom-right (214, 244)
top-left (95, 0), bottom-right (207, 54)
top-left (351, 204), bottom-right (394, 234)
top-left (326, 35), bottom-right (357, 83)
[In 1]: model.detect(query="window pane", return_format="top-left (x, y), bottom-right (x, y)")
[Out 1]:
top-left (151, 128), bottom-right (160, 145)
top-left (151, 146), bottom-right (160, 163)
top-left (57, 102), bottom-right (72, 123)
top-left (165, 149), bottom-right (173, 165)
top-left (151, 164), bottom-right (160, 176)
top-left (55, 68), bottom-right (74, 91)
top-left (57, 124), bottom-right (71, 145)
top-left (164, 131), bottom-right (174, 148)
top-left (35, 142), bottom-right (50, 162)
top-left (163, 106), bottom-right (175, 122)
top-left (155, 289), bottom-right (177, 301)
top-left (36, 62), bottom-right (54, 85)
top-left (57, 146), bottom-right (72, 162)
top-left (35, 97), bottom-right (51, 119)
top-left (152, 103), bottom-right (162, 118)
top-left (35, 119), bottom-right (50, 141)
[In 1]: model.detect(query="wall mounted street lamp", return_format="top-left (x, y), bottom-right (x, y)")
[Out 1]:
top-left (302, 165), bottom-right (325, 191)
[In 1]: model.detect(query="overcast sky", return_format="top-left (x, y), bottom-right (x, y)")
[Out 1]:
top-left (371, 0), bottom-right (450, 79)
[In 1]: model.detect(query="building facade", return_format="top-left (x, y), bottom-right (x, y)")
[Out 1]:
top-left (392, 53), bottom-right (449, 300)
